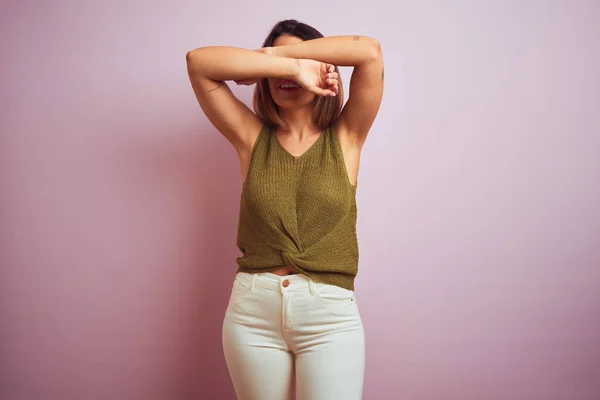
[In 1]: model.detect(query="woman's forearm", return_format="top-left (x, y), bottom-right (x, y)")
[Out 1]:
top-left (186, 46), bottom-right (300, 82)
top-left (272, 36), bottom-right (381, 67)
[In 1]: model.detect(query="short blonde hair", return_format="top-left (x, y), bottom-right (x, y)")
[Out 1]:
top-left (253, 19), bottom-right (345, 130)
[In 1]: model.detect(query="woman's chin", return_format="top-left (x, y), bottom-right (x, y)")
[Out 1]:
top-left (273, 94), bottom-right (316, 110)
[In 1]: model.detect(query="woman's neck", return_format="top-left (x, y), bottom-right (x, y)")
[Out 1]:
top-left (278, 106), bottom-right (319, 139)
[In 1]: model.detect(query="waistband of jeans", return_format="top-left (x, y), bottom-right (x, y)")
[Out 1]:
top-left (235, 271), bottom-right (315, 292)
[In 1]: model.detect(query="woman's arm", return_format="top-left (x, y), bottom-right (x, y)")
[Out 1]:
top-left (270, 36), bottom-right (384, 147)
top-left (187, 46), bottom-right (301, 83)
top-left (270, 35), bottom-right (381, 67)
top-left (186, 47), bottom-right (338, 151)
top-left (186, 47), bottom-right (301, 151)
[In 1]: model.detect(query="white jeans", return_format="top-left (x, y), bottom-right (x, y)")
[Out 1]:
top-left (222, 271), bottom-right (365, 400)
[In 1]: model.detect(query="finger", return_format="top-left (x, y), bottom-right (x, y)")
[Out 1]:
top-left (310, 86), bottom-right (330, 97)
top-left (320, 86), bottom-right (337, 97)
top-left (327, 72), bottom-right (339, 80)
top-left (327, 80), bottom-right (339, 94)
top-left (327, 64), bottom-right (335, 73)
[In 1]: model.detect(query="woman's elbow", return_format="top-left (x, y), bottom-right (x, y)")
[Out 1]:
top-left (186, 48), bottom-right (210, 75)
top-left (369, 38), bottom-right (382, 59)
top-left (186, 49), bottom-right (202, 66)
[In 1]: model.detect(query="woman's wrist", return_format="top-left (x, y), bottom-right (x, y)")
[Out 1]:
top-left (285, 58), bottom-right (301, 81)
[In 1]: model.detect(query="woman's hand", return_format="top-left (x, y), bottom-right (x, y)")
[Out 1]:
top-left (294, 59), bottom-right (338, 97)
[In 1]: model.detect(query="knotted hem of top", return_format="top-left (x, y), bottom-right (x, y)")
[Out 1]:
top-left (237, 263), bottom-right (356, 292)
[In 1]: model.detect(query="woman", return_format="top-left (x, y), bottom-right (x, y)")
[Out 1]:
top-left (186, 19), bottom-right (383, 400)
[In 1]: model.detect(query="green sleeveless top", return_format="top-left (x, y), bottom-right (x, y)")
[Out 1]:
top-left (235, 123), bottom-right (359, 290)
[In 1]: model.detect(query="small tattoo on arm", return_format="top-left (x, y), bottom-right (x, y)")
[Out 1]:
top-left (208, 82), bottom-right (223, 93)
top-left (353, 36), bottom-right (360, 41)
top-left (382, 67), bottom-right (384, 82)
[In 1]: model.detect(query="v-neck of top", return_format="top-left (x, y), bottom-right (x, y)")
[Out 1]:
top-left (271, 126), bottom-right (327, 160)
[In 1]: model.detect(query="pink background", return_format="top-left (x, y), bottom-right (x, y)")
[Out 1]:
top-left (1, 1), bottom-right (599, 399)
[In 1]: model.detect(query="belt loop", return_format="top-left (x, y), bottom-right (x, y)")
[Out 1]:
top-left (308, 278), bottom-right (315, 295)
top-left (250, 274), bottom-right (257, 291)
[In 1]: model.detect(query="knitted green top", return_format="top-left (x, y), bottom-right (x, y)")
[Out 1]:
top-left (235, 123), bottom-right (359, 291)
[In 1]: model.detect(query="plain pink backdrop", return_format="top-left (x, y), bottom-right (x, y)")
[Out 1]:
top-left (1, 1), bottom-right (599, 399)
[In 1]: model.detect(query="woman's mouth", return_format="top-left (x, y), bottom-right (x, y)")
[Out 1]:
top-left (279, 80), bottom-right (301, 92)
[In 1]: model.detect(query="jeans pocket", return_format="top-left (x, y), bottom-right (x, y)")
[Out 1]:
top-left (225, 277), bottom-right (253, 320)
top-left (230, 276), bottom-right (252, 305)
top-left (315, 283), bottom-right (356, 307)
